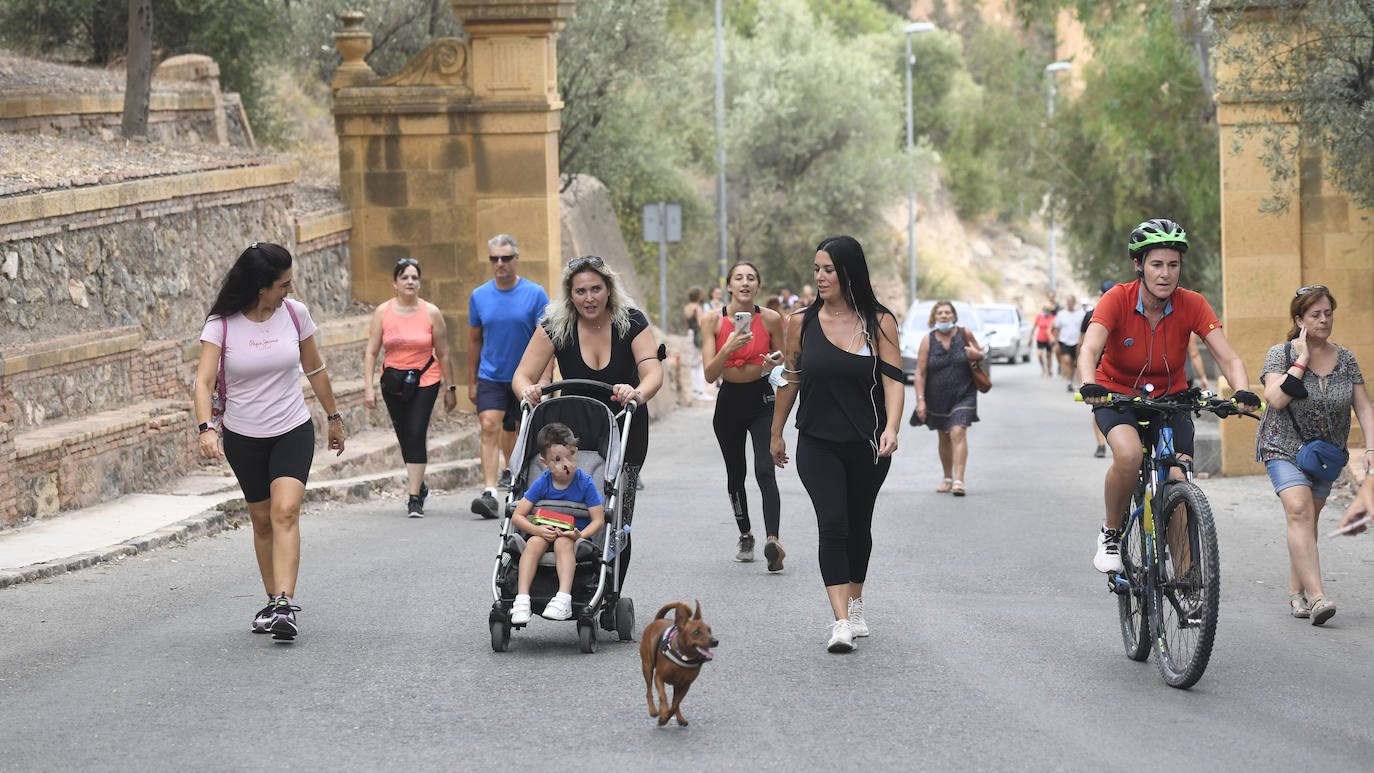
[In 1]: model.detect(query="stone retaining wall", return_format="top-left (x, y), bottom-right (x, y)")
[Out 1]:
top-left (0, 90), bottom-right (223, 145)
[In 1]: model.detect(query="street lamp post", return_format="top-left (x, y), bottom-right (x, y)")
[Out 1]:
top-left (714, 0), bottom-right (728, 287)
top-left (904, 21), bottom-right (935, 306)
top-left (1044, 61), bottom-right (1070, 296)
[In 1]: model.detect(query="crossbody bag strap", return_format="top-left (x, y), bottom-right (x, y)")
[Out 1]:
top-left (218, 316), bottom-right (227, 385)
top-left (1282, 342), bottom-right (1313, 442)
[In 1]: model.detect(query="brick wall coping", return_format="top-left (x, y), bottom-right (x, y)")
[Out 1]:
top-left (0, 326), bottom-right (142, 378)
top-left (14, 399), bottom-right (187, 457)
top-left (0, 90), bottom-right (215, 120)
top-left (296, 206), bottom-right (352, 244)
top-left (0, 161), bottom-right (299, 227)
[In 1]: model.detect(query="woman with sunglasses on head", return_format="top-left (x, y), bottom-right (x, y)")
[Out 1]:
top-left (701, 261), bottom-right (786, 568)
top-left (770, 236), bottom-right (904, 654)
top-left (512, 256), bottom-right (664, 563)
top-left (1257, 285), bottom-right (1373, 625)
top-left (363, 257), bottom-right (458, 517)
top-left (1078, 219), bottom-right (1260, 576)
top-left (194, 243), bottom-right (346, 641)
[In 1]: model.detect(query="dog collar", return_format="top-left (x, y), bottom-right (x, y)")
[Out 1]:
top-left (659, 626), bottom-right (707, 669)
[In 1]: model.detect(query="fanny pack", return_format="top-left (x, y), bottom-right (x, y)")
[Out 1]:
top-left (380, 356), bottom-right (434, 402)
top-left (1281, 343), bottom-right (1348, 481)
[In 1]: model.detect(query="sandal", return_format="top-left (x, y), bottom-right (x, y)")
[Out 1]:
top-left (936, 478), bottom-right (953, 493)
top-left (951, 480), bottom-right (966, 497)
top-left (1308, 595), bottom-right (1336, 626)
top-left (1289, 592), bottom-right (1310, 619)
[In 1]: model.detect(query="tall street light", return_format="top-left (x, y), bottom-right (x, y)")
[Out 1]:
top-left (1044, 60), bottom-right (1071, 296)
top-left (714, 0), bottom-right (728, 287)
top-left (904, 21), bottom-right (935, 305)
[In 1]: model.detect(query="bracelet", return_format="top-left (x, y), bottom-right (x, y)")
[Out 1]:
top-left (327, 412), bottom-right (342, 422)
top-left (1290, 362), bottom-right (1307, 373)
top-left (304, 362), bottom-right (327, 377)
top-left (446, 385), bottom-right (456, 392)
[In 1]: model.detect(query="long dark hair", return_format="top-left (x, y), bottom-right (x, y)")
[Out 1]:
top-left (206, 243), bottom-right (293, 320)
top-left (807, 235), bottom-right (896, 346)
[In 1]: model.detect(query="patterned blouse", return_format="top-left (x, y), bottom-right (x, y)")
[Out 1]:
top-left (1255, 342), bottom-right (1365, 463)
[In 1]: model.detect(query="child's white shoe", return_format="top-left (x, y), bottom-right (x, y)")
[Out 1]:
top-left (510, 595), bottom-right (532, 625)
top-left (542, 593), bottom-right (573, 621)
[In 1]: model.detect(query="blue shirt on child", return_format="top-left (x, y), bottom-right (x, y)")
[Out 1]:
top-left (523, 468), bottom-right (603, 529)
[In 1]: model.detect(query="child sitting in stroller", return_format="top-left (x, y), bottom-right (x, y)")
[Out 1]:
top-left (509, 422), bottom-right (605, 623)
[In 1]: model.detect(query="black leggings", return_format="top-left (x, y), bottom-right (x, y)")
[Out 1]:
top-left (796, 433), bottom-right (891, 587)
top-left (382, 383), bottom-right (440, 464)
top-left (712, 380), bottom-right (780, 537)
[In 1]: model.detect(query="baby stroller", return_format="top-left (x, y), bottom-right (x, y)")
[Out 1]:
top-left (489, 379), bottom-right (638, 653)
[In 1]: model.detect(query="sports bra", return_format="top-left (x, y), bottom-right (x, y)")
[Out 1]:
top-left (715, 306), bottom-right (771, 368)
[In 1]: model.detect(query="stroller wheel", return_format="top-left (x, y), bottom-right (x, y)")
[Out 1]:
top-left (490, 619), bottom-right (511, 652)
top-left (615, 597), bottom-right (635, 642)
top-left (577, 621), bottom-right (598, 654)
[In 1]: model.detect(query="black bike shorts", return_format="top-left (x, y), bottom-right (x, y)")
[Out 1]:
top-left (222, 420), bottom-right (315, 503)
top-left (1093, 405), bottom-right (1194, 457)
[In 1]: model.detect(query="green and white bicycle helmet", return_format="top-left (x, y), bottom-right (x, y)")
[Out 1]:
top-left (1128, 218), bottom-right (1188, 261)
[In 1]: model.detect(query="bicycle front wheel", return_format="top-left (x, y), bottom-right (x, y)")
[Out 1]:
top-left (1152, 481), bottom-right (1220, 689)
top-left (1117, 489), bottom-right (1151, 662)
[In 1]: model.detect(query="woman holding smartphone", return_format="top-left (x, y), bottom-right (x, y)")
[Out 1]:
top-left (701, 261), bottom-right (786, 569)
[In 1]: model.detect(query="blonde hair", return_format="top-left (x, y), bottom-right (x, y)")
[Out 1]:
top-left (927, 300), bottom-right (957, 327)
top-left (543, 257), bottom-right (637, 350)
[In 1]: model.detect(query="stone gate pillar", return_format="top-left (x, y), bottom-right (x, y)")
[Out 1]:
top-left (1212, 5), bottom-right (1373, 475)
top-left (332, 1), bottom-right (574, 403)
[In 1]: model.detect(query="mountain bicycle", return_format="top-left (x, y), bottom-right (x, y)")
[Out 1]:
top-left (1078, 389), bottom-right (1260, 689)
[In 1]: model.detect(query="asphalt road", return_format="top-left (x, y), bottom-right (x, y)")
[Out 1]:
top-left (4, 361), bottom-right (1374, 771)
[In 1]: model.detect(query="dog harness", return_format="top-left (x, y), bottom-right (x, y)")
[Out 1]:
top-left (656, 626), bottom-right (708, 669)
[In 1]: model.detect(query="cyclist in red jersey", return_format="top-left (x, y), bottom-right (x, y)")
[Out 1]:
top-left (1077, 219), bottom-right (1261, 573)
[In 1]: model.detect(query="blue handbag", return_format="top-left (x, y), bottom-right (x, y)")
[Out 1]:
top-left (1285, 408), bottom-right (1349, 482)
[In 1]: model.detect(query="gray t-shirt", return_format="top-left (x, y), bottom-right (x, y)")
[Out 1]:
top-left (1255, 342), bottom-right (1365, 462)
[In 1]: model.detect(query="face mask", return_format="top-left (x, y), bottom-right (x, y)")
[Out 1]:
top-left (934, 321), bottom-right (955, 333)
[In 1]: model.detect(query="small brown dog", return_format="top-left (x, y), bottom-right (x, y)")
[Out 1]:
top-left (639, 600), bottom-right (718, 726)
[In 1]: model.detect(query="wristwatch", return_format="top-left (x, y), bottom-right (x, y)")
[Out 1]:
top-left (197, 422), bottom-right (214, 434)
top-left (327, 412), bottom-right (342, 422)
top-left (446, 385), bottom-right (457, 392)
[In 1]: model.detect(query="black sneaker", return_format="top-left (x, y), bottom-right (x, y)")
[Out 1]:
top-left (471, 492), bottom-right (499, 519)
top-left (251, 599), bottom-right (275, 634)
top-left (269, 594), bottom-right (301, 641)
top-left (764, 539), bottom-right (786, 572)
top-left (498, 469), bottom-right (513, 489)
top-left (1094, 444), bottom-right (1106, 458)
top-left (407, 494), bottom-right (425, 518)
top-left (735, 534), bottom-right (756, 562)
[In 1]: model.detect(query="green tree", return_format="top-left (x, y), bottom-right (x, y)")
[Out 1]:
top-left (1211, 1), bottom-right (1374, 212)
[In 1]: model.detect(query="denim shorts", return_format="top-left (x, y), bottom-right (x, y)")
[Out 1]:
top-left (1265, 459), bottom-right (1334, 500)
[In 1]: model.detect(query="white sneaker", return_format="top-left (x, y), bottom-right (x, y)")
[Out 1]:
top-left (1094, 527), bottom-right (1124, 574)
top-left (827, 619), bottom-right (855, 653)
top-left (542, 593), bottom-right (573, 621)
top-left (847, 597), bottom-right (869, 637)
top-left (510, 595), bottom-right (532, 625)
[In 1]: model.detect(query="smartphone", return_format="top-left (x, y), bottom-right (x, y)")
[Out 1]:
top-left (1327, 514), bottom-right (1371, 538)
top-left (733, 311), bottom-right (752, 331)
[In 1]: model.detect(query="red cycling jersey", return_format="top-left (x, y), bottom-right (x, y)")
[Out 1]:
top-left (1088, 279), bottom-right (1221, 396)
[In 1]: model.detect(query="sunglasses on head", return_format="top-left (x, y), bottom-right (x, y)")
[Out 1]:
top-left (395, 258), bottom-right (419, 267)
top-left (489, 253), bottom-right (517, 263)
top-left (568, 255), bottom-right (605, 271)
top-left (1296, 285), bottom-right (1328, 296)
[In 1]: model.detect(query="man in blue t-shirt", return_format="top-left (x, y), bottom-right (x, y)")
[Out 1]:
top-left (468, 234), bottom-right (550, 519)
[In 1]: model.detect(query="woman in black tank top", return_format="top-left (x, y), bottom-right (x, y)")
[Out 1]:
top-left (769, 236), bottom-right (904, 654)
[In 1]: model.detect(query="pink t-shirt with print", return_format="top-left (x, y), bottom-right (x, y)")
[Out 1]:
top-left (200, 298), bottom-right (319, 438)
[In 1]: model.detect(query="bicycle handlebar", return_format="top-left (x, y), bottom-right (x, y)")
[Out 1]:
top-left (1074, 389), bottom-right (1264, 420)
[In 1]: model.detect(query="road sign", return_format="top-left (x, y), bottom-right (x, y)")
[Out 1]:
top-left (643, 202), bottom-right (681, 243)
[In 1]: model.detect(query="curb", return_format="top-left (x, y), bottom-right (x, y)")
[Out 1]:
top-left (0, 459), bottom-right (482, 590)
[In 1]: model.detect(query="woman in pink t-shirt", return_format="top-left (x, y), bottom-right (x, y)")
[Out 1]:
top-left (193, 243), bottom-right (346, 642)
top-left (362, 257), bottom-right (456, 517)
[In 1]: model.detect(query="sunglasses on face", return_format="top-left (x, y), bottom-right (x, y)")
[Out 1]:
top-left (1296, 285), bottom-right (1328, 296)
top-left (489, 254), bottom-right (516, 263)
top-left (568, 255), bottom-right (605, 271)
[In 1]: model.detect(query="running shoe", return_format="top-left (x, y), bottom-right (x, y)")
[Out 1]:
top-left (827, 619), bottom-right (855, 653)
top-left (1094, 444), bottom-right (1106, 458)
top-left (498, 469), bottom-right (513, 489)
top-left (1094, 527), bottom-right (1124, 574)
top-left (269, 594), bottom-right (301, 641)
top-left (764, 539), bottom-right (785, 572)
top-left (471, 491), bottom-right (499, 520)
top-left (847, 597), bottom-right (868, 637)
top-left (407, 494), bottom-right (425, 518)
top-left (251, 599), bottom-right (275, 634)
top-left (735, 534), bottom-right (756, 563)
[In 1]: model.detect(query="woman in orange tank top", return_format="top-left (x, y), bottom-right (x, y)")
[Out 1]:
top-left (701, 261), bottom-right (786, 569)
top-left (363, 258), bottom-right (456, 517)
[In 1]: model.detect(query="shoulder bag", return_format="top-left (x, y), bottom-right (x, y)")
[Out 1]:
top-left (963, 327), bottom-right (991, 393)
top-left (1283, 343), bottom-right (1348, 481)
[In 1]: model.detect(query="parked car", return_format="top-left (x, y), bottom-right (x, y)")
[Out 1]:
top-left (976, 303), bottom-right (1031, 364)
top-left (899, 299), bottom-right (987, 382)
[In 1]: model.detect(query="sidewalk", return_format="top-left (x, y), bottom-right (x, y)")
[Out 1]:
top-left (0, 426), bottom-right (484, 589)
